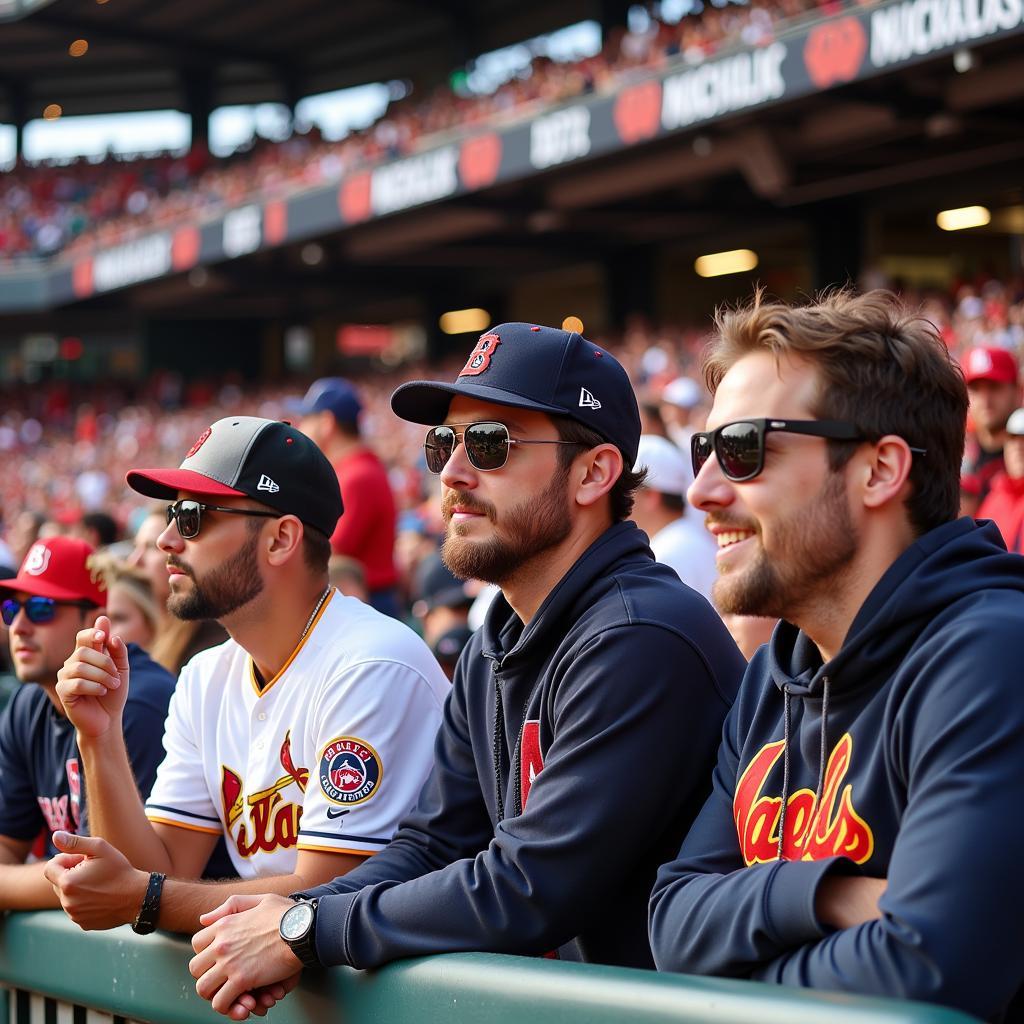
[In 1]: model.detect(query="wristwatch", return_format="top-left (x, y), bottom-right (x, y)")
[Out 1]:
top-left (279, 897), bottom-right (320, 969)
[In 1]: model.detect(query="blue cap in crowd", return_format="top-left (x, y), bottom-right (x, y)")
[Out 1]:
top-left (390, 322), bottom-right (642, 464)
top-left (291, 377), bottom-right (362, 426)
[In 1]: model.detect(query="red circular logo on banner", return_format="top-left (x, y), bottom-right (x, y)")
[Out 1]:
top-left (804, 17), bottom-right (867, 89)
top-left (459, 133), bottom-right (503, 190)
top-left (339, 172), bottom-right (373, 224)
top-left (171, 226), bottom-right (201, 271)
top-left (263, 201), bottom-right (288, 245)
top-left (613, 81), bottom-right (663, 145)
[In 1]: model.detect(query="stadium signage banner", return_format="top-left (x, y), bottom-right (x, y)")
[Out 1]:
top-left (12, 0), bottom-right (1024, 311)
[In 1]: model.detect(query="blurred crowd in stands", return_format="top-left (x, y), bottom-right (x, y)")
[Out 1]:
top-left (0, 0), bottom-right (873, 262)
top-left (1, 275), bottom-right (1022, 676)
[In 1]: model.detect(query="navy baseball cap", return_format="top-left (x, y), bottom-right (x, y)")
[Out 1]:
top-left (391, 322), bottom-right (642, 464)
top-left (289, 378), bottom-right (362, 425)
top-left (126, 416), bottom-right (343, 538)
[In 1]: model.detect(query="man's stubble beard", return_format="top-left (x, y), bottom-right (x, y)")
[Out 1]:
top-left (168, 529), bottom-right (265, 621)
top-left (713, 470), bottom-right (858, 621)
top-left (441, 464), bottom-right (573, 585)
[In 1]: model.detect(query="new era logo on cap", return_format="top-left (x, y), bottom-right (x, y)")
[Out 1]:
top-left (579, 387), bottom-right (602, 410)
top-left (257, 475), bottom-right (280, 494)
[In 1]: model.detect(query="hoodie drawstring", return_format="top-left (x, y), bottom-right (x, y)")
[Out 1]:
top-left (776, 675), bottom-right (831, 862)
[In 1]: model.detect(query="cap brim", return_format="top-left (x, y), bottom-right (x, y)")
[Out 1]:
top-left (0, 575), bottom-right (102, 603)
top-left (126, 468), bottom-right (248, 501)
top-left (391, 380), bottom-right (567, 426)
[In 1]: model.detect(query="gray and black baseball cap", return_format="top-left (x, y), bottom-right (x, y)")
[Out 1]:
top-left (126, 416), bottom-right (343, 538)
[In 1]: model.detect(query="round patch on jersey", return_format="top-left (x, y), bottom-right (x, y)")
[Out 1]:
top-left (318, 737), bottom-right (382, 806)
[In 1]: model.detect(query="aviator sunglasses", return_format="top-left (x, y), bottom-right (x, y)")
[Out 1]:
top-left (166, 499), bottom-right (283, 540)
top-left (1, 596), bottom-right (95, 626)
top-left (691, 418), bottom-right (927, 483)
top-left (424, 421), bottom-right (582, 474)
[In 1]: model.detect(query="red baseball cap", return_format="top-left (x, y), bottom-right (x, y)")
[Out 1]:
top-left (962, 346), bottom-right (1018, 385)
top-left (0, 537), bottom-right (107, 605)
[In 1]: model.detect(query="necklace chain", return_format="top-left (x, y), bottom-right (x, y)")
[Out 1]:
top-left (300, 586), bottom-right (331, 641)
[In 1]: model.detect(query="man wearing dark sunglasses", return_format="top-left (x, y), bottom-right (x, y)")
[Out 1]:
top-left (649, 290), bottom-right (1024, 1021)
top-left (47, 416), bottom-right (449, 941)
top-left (188, 322), bottom-right (743, 1021)
top-left (0, 536), bottom-right (174, 912)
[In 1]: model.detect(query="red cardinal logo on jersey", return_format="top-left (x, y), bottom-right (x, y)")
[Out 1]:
top-left (220, 732), bottom-right (309, 859)
top-left (459, 334), bottom-right (501, 377)
top-left (733, 732), bottom-right (874, 865)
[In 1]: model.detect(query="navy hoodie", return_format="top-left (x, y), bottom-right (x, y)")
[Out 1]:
top-left (650, 518), bottom-right (1024, 1022)
top-left (301, 520), bottom-right (744, 969)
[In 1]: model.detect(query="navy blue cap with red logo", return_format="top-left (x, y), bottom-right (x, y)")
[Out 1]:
top-left (390, 322), bottom-right (642, 464)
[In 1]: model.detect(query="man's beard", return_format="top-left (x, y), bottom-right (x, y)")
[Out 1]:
top-left (168, 530), bottom-right (264, 621)
top-left (441, 466), bottom-right (572, 585)
top-left (712, 470), bottom-right (858, 620)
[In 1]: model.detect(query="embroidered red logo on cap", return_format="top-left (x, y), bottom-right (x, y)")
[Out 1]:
top-left (460, 334), bottom-right (501, 377)
top-left (186, 428), bottom-right (212, 458)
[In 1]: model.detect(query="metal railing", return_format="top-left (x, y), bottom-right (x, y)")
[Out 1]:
top-left (0, 911), bottom-right (981, 1024)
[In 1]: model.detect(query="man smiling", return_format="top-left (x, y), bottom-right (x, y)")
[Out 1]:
top-left (188, 322), bottom-right (743, 1020)
top-left (649, 290), bottom-right (1024, 1021)
top-left (47, 417), bottom-right (448, 936)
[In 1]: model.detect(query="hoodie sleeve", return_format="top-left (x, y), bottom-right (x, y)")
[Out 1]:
top-left (748, 623), bottom-right (1024, 1021)
top-left (649, 676), bottom-right (844, 976)
top-left (300, 655), bottom-right (494, 899)
top-left (307, 623), bottom-right (733, 969)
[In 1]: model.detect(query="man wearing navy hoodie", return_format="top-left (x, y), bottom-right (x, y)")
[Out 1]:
top-left (649, 290), bottom-right (1024, 1021)
top-left (189, 322), bottom-right (744, 1020)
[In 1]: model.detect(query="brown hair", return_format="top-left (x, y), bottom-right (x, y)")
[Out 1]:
top-left (703, 288), bottom-right (968, 536)
top-left (553, 417), bottom-right (647, 522)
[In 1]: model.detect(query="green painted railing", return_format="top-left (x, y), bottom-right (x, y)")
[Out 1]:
top-left (0, 911), bottom-right (981, 1024)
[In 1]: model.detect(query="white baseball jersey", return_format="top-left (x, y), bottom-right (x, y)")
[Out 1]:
top-left (144, 590), bottom-right (449, 878)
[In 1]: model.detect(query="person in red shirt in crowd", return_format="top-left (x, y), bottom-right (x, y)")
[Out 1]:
top-left (961, 346), bottom-right (1020, 502)
top-left (977, 408), bottom-right (1024, 554)
top-left (293, 379), bottom-right (401, 617)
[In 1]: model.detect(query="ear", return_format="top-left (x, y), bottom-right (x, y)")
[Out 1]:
top-left (264, 515), bottom-right (305, 567)
top-left (858, 435), bottom-right (915, 511)
top-left (572, 443), bottom-right (624, 510)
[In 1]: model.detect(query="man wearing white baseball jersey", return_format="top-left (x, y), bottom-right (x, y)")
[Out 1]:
top-left (46, 416), bottom-right (449, 936)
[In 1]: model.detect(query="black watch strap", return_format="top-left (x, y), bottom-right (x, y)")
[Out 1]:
top-left (132, 872), bottom-right (165, 935)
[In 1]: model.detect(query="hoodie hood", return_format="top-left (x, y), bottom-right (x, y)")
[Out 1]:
top-left (478, 520), bottom-right (655, 664)
top-left (769, 518), bottom-right (1022, 698)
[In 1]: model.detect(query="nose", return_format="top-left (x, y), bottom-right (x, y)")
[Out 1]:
top-left (687, 452), bottom-right (735, 514)
top-left (157, 518), bottom-right (183, 554)
top-left (439, 434), bottom-right (478, 491)
top-left (9, 607), bottom-right (33, 637)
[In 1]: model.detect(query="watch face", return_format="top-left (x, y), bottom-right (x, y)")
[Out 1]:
top-left (281, 902), bottom-right (315, 941)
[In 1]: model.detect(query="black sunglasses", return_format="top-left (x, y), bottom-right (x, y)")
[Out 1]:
top-left (1, 596), bottom-right (95, 626)
top-left (691, 418), bottom-right (927, 482)
top-left (424, 421), bottom-right (583, 474)
top-left (166, 499), bottom-right (283, 540)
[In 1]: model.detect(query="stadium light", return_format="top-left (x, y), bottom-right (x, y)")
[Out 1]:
top-left (42, 104), bottom-right (62, 121)
top-left (562, 316), bottom-right (584, 334)
top-left (694, 248), bottom-right (758, 278)
top-left (439, 308), bottom-right (490, 335)
top-left (936, 206), bottom-right (990, 231)
top-left (69, 39), bottom-right (89, 57)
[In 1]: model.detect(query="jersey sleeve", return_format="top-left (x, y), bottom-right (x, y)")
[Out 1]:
top-left (297, 659), bottom-right (444, 857)
top-left (143, 667), bottom-right (222, 836)
top-left (0, 691), bottom-right (43, 841)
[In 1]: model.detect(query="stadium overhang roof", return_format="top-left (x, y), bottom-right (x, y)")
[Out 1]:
top-left (0, 0), bottom-right (596, 121)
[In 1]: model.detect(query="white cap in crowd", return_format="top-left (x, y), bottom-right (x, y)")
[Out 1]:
top-left (633, 434), bottom-right (693, 497)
